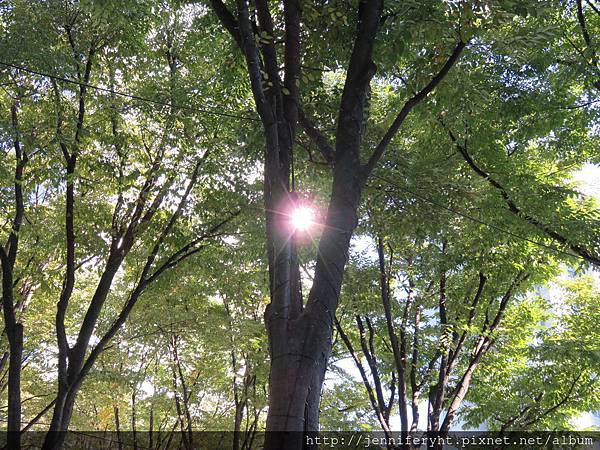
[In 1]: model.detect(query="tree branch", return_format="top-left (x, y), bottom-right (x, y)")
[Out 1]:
top-left (209, 0), bottom-right (242, 48)
top-left (335, 317), bottom-right (391, 435)
top-left (335, 0), bottom-right (383, 169)
top-left (356, 316), bottom-right (388, 423)
top-left (446, 272), bottom-right (486, 375)
top-left (236, 0), bottom-right (275, 125)
top-left (585, 0), bottom-right (600, 16)
top-left (363, 40), bottom-right (466, 176)
top-left (297, 108), bottom-right (335, 165)
top-left (376, 236), bottom-right (408, 432)
top-left (521, 373), bottom-right (582, 428)
top-left (440, 272), bottom-right (528, 433)
top-left (283, 0), bottom-right (301, 135)
top-left (443, 122), bottom-right (600, 266)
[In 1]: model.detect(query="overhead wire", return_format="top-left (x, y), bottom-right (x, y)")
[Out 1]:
top-left (0, 61), bottom-right (260, 122)
top-left (0, 61), bottom-right (595, 264)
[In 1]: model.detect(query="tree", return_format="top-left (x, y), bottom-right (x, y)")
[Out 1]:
top-left (206, 1), bottom-right (471, 446)
top-left (1, 2), bottom-right (241, 448)
top-left (205, 1), bottom-right (599, 448)
top-left (463, 275), bottom-right (600, 433)
top-left (322, 0), bottom-right (600, 434)
top-left (0, 84), bottom-right (27, 450)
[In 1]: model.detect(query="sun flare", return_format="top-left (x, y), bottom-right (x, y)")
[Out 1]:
top-left (290, 206), bottom-right (316, 232)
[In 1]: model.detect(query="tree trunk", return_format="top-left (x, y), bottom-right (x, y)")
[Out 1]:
top-left (233, 397), bottom-right (243, 450)
top-left (2, 259), bottom-right (24, 450)
top-left (1, 101), bottom-right (27, 450)
top-left (264, 172), bottom-right (363, 449)
top-left (5, 324), bottom-right (23, 450)
top-left (114, 405), bottom-right (124, 450)
top-left (264, 314), bottom-right (330, 450)
top-left (132, 390), bottom-right (138, 450)
top-left (41, 377), bottom-right (81, 450)
top-left (148, 404), bottom-right (154, 450)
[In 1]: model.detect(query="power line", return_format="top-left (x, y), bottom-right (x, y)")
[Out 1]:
top-left (370, 173), bottom-right (588, 263)
top-left (0, 61), bottom-right (260, 122)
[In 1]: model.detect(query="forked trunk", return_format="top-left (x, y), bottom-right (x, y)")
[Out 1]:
top-left (263, 173), bottom-right (363, 449)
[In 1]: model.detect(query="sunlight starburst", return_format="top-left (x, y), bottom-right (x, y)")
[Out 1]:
top-left (290, 205), bottom-right (316, 232)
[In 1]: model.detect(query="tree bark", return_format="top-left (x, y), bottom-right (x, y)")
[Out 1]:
top-left (0, 101), bottom-right (27, 450)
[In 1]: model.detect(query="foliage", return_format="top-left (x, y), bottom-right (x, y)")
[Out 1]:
top-left (0, 0), bottom-right (598, 443)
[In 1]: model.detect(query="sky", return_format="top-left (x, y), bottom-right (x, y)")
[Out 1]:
top-left (567, 163), bottom-right (600, 429)
top-left (573, 164), bottom-right (600, 200)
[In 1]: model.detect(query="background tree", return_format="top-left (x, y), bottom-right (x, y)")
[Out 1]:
top-left (1, 1), bottom-right (246, 448)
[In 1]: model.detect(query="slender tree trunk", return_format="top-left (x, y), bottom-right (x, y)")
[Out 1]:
top-left (5, 323), bottom-right (23, 449)
top-left (225, 295), bottom-right (244, 450)
top-left (114, 405), bottom-right (124, 450)
top-left (1, 101), bottom-right (27, 450)
top-left (132, 390), bottom-right (138, 450)
top-left (233, 397), bottom-right (243, 450)
top-left (1, 272), bottom-right (23, 448)
top-left (148, 405), bottom-right (154, 450)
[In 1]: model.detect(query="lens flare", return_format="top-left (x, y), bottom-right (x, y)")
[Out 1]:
top-left (291, 206), bottom-right (316, 232)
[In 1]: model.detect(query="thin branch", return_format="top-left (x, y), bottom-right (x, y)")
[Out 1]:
top-left (497, 392), bottom-right (544, 435)
top-left (21, 398), bottom-right (57, 432)
top-left (364, 41), bottom-right (466, 176)
top-left (576, 0), bottom-right (595, 60)
top-left (521, 374), bottom-right (582, 428)
top-left (297, 108), bottom-right (335, 165)
top-left (584, 0), bottom-right (600, 16)
top-left (376, 236), bottom-right (408, 432)
top-left (446, 272), bottom-right (486, 375)
top-left (442, 121), bottom-right (600, 266)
